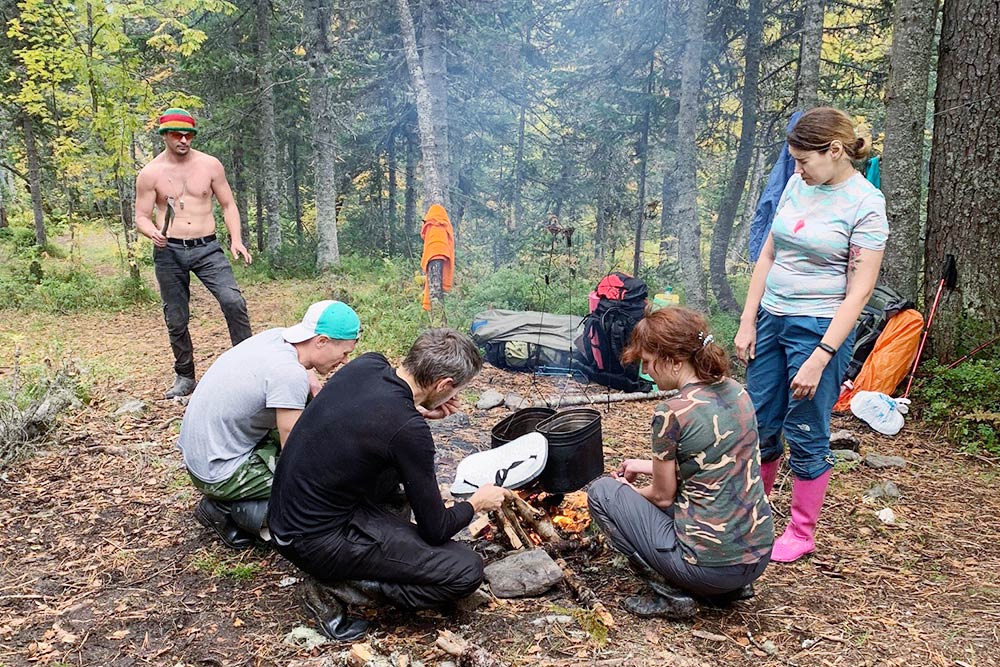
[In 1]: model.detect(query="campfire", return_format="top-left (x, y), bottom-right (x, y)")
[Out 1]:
top-left (470, 488), bottom-right (592, 549)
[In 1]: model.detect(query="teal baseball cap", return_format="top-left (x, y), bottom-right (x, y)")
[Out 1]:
top-left (283, 300), bottom-right (361, 343)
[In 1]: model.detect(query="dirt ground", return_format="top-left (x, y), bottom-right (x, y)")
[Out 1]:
top-left (1, 280), bottom-right (999, 667)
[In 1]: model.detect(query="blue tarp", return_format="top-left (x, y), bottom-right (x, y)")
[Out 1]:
top-left (748, 111), bottom-right (802, 262)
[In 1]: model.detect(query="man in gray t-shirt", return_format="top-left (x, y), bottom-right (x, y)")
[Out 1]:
top-left (178, 300), bottom-right (361, 549)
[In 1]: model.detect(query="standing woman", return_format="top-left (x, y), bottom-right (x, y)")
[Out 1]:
top-left (734, 107), bottom-right (888, 563)
top-left (588, 307), bottom-right (773, 619)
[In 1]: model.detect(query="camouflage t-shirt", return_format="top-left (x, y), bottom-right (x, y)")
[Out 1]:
top-left (651, 378), bottom-right (774, 566)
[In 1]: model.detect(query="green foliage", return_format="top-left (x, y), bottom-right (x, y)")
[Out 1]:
top-left (915, 360), bottom-right (1000, 455)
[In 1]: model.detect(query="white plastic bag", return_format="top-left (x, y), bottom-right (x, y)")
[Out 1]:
top-left (850, 391), bottom-right (909, 436)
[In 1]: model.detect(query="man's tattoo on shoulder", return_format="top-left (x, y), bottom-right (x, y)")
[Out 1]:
top-left (848, 245), bottom-right (862, 275)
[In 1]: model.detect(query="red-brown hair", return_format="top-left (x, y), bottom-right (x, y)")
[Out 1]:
top-left (787, 107), bottom-right (871, 162)
top-left (621, 306), bottom-right (729, 382)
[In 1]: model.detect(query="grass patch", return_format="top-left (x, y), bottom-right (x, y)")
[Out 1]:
top-left (190, 549), bottom-right (262, 580)
top-left (550, 604), bottom-right (609, 645)
top-left (914, 360), bottom-right (1000, 456)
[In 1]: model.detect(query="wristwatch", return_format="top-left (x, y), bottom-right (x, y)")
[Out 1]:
top-left (816, 342), bottom-right (837, 356)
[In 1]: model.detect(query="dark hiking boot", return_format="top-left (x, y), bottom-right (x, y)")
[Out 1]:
top-left (300, 579), bottom-right (369, 642)
top-left (319, 580), bottom-right (386, 608)
top-left (698, 583), bottom-right (755, 608)
top-left (165, 374), bottom-right (196, 399)
top-left (625, 553), bottom-right (682, 598)
top-left (194, 498), bottom-right (254, 550)
top-left (624, 591), bottom-right (699, 619)
top-left (230, 499), bottom-right (270, 543)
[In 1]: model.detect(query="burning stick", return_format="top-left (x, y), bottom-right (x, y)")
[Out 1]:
top-left (554, 557), bottom-right (615, 628)
top-left (499, 496), bottom-right (615, 628)
top-left (506, 495), bottom-right (567, 548)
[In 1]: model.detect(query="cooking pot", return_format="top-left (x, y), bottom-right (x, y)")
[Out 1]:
top-left (491, 408), bottom-right (556, 448)
top-left (535, 408), bottom-right (604, 493)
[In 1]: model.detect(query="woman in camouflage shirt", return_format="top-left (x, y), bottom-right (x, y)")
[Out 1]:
top-left (588, 307), bottom-right (774, 619)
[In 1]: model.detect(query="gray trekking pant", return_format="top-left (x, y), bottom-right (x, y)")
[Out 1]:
top-left (587, 476), bottom-right (769, 596)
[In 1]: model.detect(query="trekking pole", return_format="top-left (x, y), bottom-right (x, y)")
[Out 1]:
top-left (944, 333), bottom-right (1000, 370)
top-left (902, 254), bottom-right (958, 398)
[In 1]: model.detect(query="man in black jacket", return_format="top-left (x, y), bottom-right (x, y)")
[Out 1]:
top-left (269, 328), bottom-right (508, 638)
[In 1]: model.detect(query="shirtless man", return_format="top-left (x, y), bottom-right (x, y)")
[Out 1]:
top-left (136, 108), bottom-right (253, 398)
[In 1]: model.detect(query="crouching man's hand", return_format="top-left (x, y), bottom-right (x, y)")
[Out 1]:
top-left (469, 484), bottom-right (510, 513)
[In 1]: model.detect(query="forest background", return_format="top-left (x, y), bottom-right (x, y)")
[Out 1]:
top-left (0, 0), bottom-right (998, 451)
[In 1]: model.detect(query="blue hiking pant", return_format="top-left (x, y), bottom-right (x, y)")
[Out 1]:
top-left (746, 308), bottom-right (854, 481)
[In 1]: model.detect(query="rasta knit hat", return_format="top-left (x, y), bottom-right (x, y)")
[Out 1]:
top-left (158, 108), bottom-right (197, 135)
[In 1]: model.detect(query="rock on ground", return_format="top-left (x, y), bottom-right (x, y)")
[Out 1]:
top-left (833, 449), bottom-right (861, 462)
top-left (504, 393), bottom-right (530, 410)
top-left (864, 453), bottom-right (907, 469)
top-left (830, 429), bottom-right (861, 452)
top-left (484, 549), bottom-right (564, 598)
top-left (113, 399), bottom-right (146, 417)
top-left (476, 389), bottom-right (505, 410)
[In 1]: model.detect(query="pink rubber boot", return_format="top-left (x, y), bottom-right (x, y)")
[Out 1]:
top-left (770, 469), bottom-right (832, 563)
top-left (760, 459), bottom-right (781, 496)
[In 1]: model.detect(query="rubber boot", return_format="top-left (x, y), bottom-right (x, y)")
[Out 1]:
top-left (193, 497), bottom-right (254, 550)
top-left (230, 499), bottom-right (271, 543)
top-left (771, 469), bottom-right (831, 563)
top-left (761, 458), bottom-right (781, 496)
top-left (300, 578), bottom-right (368, 642)
top-left (165, 374), bottom-right (196, 399)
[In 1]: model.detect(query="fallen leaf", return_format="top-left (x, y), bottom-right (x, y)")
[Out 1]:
top-left (691, 629), bottom-right (728, 642)
top-left (107, 629), bottom-right (130, 640)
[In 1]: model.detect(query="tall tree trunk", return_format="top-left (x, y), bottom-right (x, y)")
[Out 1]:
top-left (255, 174), bottom-right (265, 253)
top-left (709, 0), bottom-right (762, 313)
top-left (729, 145), bottom-right (766, 267)
top-left (795, 0), bottom-right (825, 109)
top-left (632, 57), bottom-right (655, 277)
top-left (674, 0), bottom-right (708, 311)
top-left (21, 115), bottom-right (46, 247)
top-left (405, 121), bottom-right (418, 240)
top-left (304, 0), bottom-right (341, 270)
top-left (421, 0), bottom-right (451, 207)
top-left (395, 0), bottom-right (447, 207)
top-left (387, 129), bottom-right (399, 253)
top-left (657, 90), bottom-right (680, 278)
top-left (924, 0), bottom-right (1000, 360)
top-left (257, 0), bottom-right (282, 256)
top-left (0, 169), bottom-right (9, 229)
top-left (290, 138), bottom-right (303, 241)
top-left (510, 103), bottom-right (527, 231)
top-left (232, 142), bottom-right (251, 249)
top-left (122, 134), bottom-right (140, 284)
top-left (453, 171), bottom-right (473, 249)
top-left (881, 0), bottom-right (938, 300)
top-left (595, 161), bottom-right (610, 264)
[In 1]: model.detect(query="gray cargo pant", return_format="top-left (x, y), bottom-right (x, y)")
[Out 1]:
top-left (153, 239), bottom-right (252, 378)
top-left (587, 476), bottom-right (769, 596)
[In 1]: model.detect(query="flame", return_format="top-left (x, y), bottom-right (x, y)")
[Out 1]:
top-left (549, 491), bottom-right (591, 534)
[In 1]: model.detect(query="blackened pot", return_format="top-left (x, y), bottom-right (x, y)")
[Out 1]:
top-left (536, 408), bottom-right (604, 493)
top-left (491, 408), bottom-right (556, 448)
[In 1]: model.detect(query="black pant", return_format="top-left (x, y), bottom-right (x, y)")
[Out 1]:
top-left (153, 240), bottom-right (252, 378)
top-left (275, 502), bottom-right (484, 610)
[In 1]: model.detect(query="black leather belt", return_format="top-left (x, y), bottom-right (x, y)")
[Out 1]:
top-left (167, 234), bottom-right (216, 248)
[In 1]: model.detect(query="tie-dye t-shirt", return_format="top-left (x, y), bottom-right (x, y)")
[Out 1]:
top-left (761, 172), bottom-right (888, 318)
top-left (651, 378), bottom-right (774, 566)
